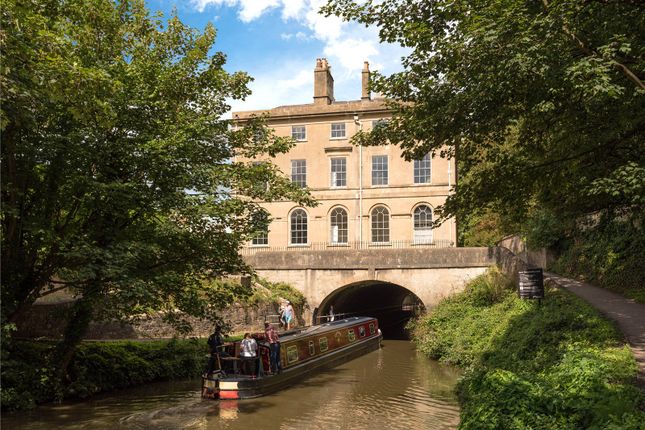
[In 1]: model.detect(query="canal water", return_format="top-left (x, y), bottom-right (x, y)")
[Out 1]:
top-left (2, 340), bottom-right (461, 429)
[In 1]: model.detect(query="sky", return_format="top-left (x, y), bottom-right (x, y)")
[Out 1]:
top-left (146, 0), bottom-right (409, 115)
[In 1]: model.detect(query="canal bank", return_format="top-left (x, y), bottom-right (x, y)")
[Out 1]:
top-left (409, 268), bottom-right (645, 429)
top-left (1, 340), bottom-right (461, 429)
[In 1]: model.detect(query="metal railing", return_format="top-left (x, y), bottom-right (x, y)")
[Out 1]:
top-left (241, 239), bottom-right (453, 255)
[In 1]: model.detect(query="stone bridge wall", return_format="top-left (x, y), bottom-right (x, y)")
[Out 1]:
top-left (245, 247), bottom-right (496, 270)
top-left (245, 247), bottom-right (496, 318)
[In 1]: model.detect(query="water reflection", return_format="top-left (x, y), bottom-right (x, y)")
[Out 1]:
top-left (2, 341), bottom-right (460, 430)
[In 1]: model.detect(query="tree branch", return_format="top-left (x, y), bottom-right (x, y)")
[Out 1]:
top-left (541, 0), bottom-right (645, 90)
top-left (39, 285), bottom-right (75, 297)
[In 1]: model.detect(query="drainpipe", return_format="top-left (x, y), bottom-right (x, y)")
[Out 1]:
top-left (354, 114), bottom-right (363, 244)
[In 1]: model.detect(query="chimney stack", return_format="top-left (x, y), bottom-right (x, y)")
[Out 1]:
top-left (361, 61), bottom-right (371, 101)
top-left (314, 58), bottom-right (334, 105)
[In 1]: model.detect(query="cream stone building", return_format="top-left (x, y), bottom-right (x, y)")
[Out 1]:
top-left (234, 59), bottom-right (456, 251)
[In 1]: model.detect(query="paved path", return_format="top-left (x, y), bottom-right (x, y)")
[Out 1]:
top-left (545, 272), bottom-right (645, 389)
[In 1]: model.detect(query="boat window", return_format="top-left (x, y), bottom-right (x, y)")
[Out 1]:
top-left (287, 345), bottom-right (299, 364)
top-left (319, 337), bottom-right (329, 352)
top-left (348, 329), bottom-right (356, 342)
top-left (369, 323), bottom-right (375, 335)
top-left (359, 326), bottom-right (366, 337)
top-left (309, 340), bottom-right (315, 356)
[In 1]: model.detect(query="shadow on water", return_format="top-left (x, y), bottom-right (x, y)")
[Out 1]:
top-left (2, 340), bottom-right (461, 430)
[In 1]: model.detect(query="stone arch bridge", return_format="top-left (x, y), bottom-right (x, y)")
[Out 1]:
top-left (244, 247), bottom-right (498, 337)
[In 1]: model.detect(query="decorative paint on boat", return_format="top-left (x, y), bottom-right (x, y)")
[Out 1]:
top-left (201, 317), bottom-right (381, 400)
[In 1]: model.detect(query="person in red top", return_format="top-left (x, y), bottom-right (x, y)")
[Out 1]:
top-left (264, 322), bottom-right (281, 374)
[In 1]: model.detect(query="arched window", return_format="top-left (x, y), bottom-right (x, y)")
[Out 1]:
top-left (413, 205), bottom-right (433, 244)
top-left (251, 211), bottom-right (269, 246)
top-left (330, 207), bottom-right (348, 244)
top-left (290, 209), bottom-right (308, 244)
top-left (371, 206), bottom-right (390, 243)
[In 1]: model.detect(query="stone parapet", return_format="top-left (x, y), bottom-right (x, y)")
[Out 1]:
top-left (245, 247), bottom-right (497, 270)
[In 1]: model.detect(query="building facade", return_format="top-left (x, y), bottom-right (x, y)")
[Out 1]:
top-left (234, 59), bottom-right (457, 251)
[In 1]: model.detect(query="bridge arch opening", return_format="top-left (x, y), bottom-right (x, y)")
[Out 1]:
top-left (315, 281), bottom-right (425, 339)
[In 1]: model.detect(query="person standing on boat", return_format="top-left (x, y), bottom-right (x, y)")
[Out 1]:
top-left (240, 332), bottom-right (258, 376)
top-left (208, 326), bottom-right (224, 353)
top-left (284, 301), bottom-right (294, 330)
top-left (328, 305), bottom-right (335, 322)
top-left (206, 326), bottom-right (226, 375)
top-left (264, 322), bottom-right (281, 374)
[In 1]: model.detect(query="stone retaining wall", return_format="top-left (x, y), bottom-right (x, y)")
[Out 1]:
top-left (14, 301), bottom-right (284, 340)
top-left (494, 246), bottom-right (531, 281)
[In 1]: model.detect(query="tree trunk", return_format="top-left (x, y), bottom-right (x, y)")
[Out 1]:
top-left (53, 295), bottom-right (95, 381)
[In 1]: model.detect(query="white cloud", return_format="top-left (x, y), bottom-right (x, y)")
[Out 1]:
top-left (192, 0), bottom-right (280, 22)
top-left (226, 63), bottom-right (314, 116)
top-left (192, 0), bottom-right (407, 72)
top-left (303, 3), bottom-right (345, 42)
top-left (324, 38), bottom-right (378, 74)
top-left (194, 0), bottom-right (410, 102)
top-left (280, 31), bottom-right (311, 41)
top-left (281, 0), bottom-right (306, 20)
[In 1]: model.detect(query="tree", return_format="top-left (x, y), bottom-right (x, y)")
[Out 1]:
top-left (1, 0), bottom-right (313, 372)
top-left (323, 0), bottom-right (645, 231)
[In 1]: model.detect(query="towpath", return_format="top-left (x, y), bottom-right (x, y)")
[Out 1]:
top-left (545, 273), bottom-right (645, 389)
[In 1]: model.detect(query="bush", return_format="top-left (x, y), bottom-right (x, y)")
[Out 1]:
top-left (1, 338), bottom-right (208, 411)
top-left (252, 277), bottom-right (306, 309)
top-left (410, 269), bottom-right (645, 429)
top-left (550, 216), bottom-right (645, 303)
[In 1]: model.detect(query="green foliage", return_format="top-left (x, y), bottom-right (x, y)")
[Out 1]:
top-left (550, 215), bottom-right (645, 303)
top-left (409, 269), bottom-right (645, 429)
top-left (203, 277), bottom-right (306, 310)
top-left (523, 207), bottom-right (573, 249)
top-left (323, 0), bottom-right (645, 230)
top-left (252, 277), bottom-right (306, 310)
top-left (1, 338), bottom-right (207, 410)
top-left (1, 0), bottom-right (315, 344)
top-left (459, 208), bottom-right (513, 247)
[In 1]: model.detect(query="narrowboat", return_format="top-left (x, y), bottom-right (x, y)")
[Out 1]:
top-left (202, 316), bottom-right (382, 400)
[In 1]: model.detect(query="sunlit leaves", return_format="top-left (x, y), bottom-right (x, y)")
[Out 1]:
top-left (324, 0), bottom-right (645, 229)
top-left (1, 0), bottom-right (313, 335)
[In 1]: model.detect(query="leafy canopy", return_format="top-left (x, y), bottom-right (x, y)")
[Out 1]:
top-left (1, 0), bottom-right (314, 330)
top-left (323, 0), bottom-right (644, 229)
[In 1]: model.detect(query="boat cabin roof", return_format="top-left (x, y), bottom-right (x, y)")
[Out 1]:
top-left (277, 317), bottom-right (376, 342)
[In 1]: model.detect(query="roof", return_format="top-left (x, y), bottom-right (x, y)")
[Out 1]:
top-left (233, 98), bottom-right (391, 122)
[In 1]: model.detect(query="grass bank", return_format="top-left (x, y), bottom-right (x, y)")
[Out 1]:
top-left (1, 338), bottom-right (209, 411)
top-left (410, 268), bottom-right (644, 429)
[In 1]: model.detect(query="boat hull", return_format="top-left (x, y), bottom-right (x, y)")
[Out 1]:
top-left (202, 318), bottom-right (382, 400)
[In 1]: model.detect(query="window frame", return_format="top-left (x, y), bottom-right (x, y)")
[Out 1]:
top-left (413, 204), bottom-right (434, 244)
top-left (414, 153), bottom-right (431, 184)
top-left (289, 208), bottom-right (308, 245)
top-left (371, 155), bottom-right (389, 186)
top-left (330, 122), bottom-right (346, 139)
top-left (329, 207), bottom-right (349, 244)
top-left (371, 119), bottom-right (389, 130)
top-left (370, 206), bottom-right (390, 244)
top-left (251, 211), bottom-right (269, 246)
top-left (291, 125), bottom-right (307, 141)
top-left (330, 157), bottom-right (347, 188)
top-left (291, 159), bottom-right (307, 188)
top-left (319, 337), bottom-right (329, 352)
